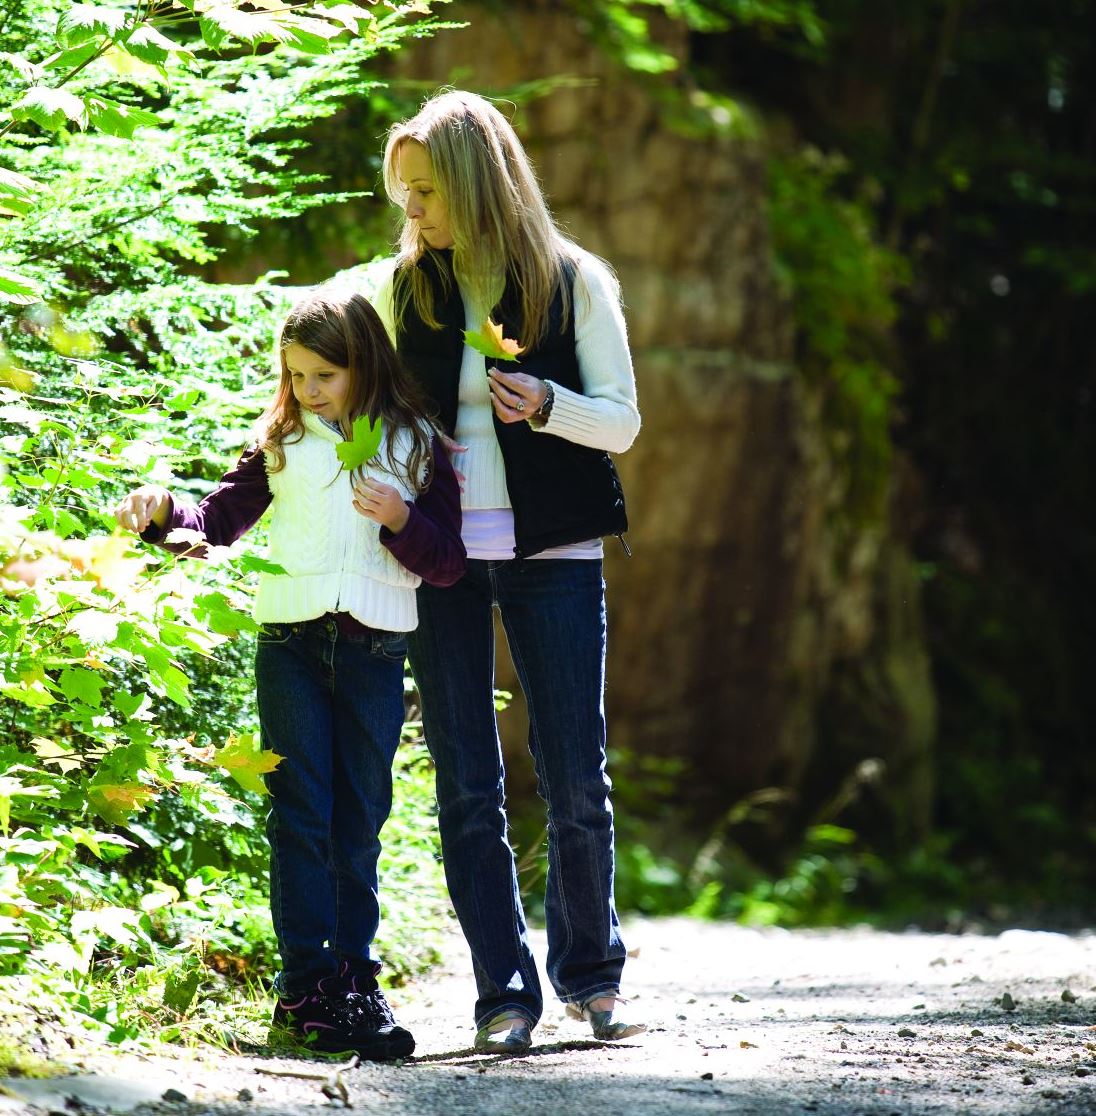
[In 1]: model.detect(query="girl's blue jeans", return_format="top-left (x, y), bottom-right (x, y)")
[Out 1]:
top-left (407, 558), bottom-right (627, 1029)
top-left (255, 616), bottom-right (407, 996)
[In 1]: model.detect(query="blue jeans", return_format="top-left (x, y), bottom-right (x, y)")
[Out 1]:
top-left (407, 558), bottom-right (626, 1028)
top-left (255, 616), bottom-right (407, 996)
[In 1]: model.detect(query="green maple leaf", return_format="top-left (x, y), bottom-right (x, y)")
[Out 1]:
top-left (335, 414), bottom-right (384, 470)
top-left (463, 318), bottom-right (525, 362)
top-left (216, 732), bottom-right (283, 797)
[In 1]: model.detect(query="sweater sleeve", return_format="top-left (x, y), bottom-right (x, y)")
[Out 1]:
top-left (370, 262), bottom-right (398, 346)
top-left (141, 445), bottom-right (273, 556)
top-left (380, 434), bottom-right (467, 587)
top-left (531, 252), bottom-right (641, 455)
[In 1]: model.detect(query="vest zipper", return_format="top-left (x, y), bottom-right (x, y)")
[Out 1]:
top-left (616, 532), bottom-right (632, 557)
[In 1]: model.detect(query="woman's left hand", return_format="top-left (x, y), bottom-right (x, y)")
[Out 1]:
top-left (487, 367), bottom-right (548, 424)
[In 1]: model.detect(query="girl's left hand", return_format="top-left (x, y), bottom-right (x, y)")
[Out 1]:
top-left (352, 477), bottom-right (410, 533)
top-left (488, 367), bottom-right (548, 424)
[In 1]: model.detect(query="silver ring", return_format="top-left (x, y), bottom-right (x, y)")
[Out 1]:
top-left (516, 400), bottom-right (526, 412)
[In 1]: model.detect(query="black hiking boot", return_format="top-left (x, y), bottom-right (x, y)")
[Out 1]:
top-left (272, 962), bottom-right (415, 1060)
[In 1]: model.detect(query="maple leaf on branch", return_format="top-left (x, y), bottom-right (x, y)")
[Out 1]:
top-left (215, 732), bottom-right (282, 797)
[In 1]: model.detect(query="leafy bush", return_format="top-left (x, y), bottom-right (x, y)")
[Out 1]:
top-left (1, 0), bottom-right (452, 1046)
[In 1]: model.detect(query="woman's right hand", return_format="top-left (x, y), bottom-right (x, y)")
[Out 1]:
top-left (438, 433), bottom-right (468, 492)
top-left (115, 485), bottom-right (171, 534)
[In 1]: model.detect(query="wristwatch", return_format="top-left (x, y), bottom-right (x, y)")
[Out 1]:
top-left (535, 381), bottom-right (555, 421)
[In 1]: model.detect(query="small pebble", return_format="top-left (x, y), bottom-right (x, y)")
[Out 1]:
top-left (162, 1089), bottom-right (188, 1103)
top-left (237, 1088), bottom-right (254, 1102)
top-left (1061, 989), bottom-right (1078, 1003)
top-left (1000, 992), bottom-right (1017, 1011)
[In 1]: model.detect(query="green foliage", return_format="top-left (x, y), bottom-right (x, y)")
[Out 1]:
top-left (768, 148), bottom-right (905, 523)
top-left (568, 0), bottom-right (825, 75)
top-left (0, 0), bottom-right (452, 1047)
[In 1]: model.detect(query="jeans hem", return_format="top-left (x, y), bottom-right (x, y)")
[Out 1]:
top-left (559, 981), bottom-right (620, 1007)
top-left (474, 1003), bottom-right (540, 1030)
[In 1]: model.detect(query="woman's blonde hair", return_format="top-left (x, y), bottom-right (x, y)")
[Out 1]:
top-left (383, 89), bottom-right (578, 347)
top-left (257, 286), bottom-right (434, 492)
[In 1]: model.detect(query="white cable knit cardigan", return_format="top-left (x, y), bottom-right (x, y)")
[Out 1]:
top-left (253, 411), bottom-right (423, 632)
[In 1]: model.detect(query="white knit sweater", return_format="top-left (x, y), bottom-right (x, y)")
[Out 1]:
top-left (373, 249), bottom-right (641, 512)
top-left (253, 412), bottom-right (423, 631)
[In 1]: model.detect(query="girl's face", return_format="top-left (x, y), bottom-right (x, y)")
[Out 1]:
top-left (397, 140), bottom-right (454, 250)
top-left (285, 342), bottom-right (352, 425)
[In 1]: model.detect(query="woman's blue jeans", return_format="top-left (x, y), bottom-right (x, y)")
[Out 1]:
top-left (407, 558), bottom-right (627, 1029)
top-left (255, 617), bottom-right (407, 996)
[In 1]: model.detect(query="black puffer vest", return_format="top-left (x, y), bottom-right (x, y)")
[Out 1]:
top-left (395, 249), bottom-right (629, 558)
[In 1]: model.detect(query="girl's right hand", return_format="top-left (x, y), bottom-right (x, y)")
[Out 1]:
top-left (115, 485), bottom-right (170, 534)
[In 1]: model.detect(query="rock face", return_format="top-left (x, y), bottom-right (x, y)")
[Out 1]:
top-left (389, 4), bottom-right (935, 843)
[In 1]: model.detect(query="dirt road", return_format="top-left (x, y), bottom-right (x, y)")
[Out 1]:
top-left (3, 917), bottom-right (1095, 1114)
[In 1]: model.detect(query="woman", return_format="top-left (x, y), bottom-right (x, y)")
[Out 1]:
top-left (376, 89), bottom-right (643, 1052)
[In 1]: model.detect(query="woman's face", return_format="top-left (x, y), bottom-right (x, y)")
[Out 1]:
top-left (396, 140), bottom-right (454, 250)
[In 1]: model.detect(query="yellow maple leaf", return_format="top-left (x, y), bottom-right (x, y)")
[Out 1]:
top-left (463, 318), bottom-right (525, 362)
top-left (88, 782), bottom-right (158, 825)
top-left (215, 732), bottom-right (283, 797)
top-left (82, 534), bottom-right (148, 594)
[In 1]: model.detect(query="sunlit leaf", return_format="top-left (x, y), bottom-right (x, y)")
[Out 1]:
top-left (201, 7), bottom-right (298, 48)
top-left (58, 666), bottom-right (106, 707)
top-left (66, 608), bottom-right (120, 645)
top-left (83, 534), bottom-right (148, 593)
top-left (0, 267), bottom-right (43, 306)
top-left (194, 591), bottom-right (260, 636)
top-left (0, 50), bottom-right (43, 81)
top-left (84, 96), bottom-right (160, 139)
top-left (41, 42), bottom-right (101, 73)
top-left (123, 25), bottom-right (196, 67)
top-left (31, 737), bottom-right (82, 775)
top-left (10, 86), bottom-right (88, 132)
top-left (0, 365), bottom-right (39, 392)
top-left (102, 45), bottom-right (166, 82)
top-left (56, 4), bottom-right (128, 47)
top-left (335, 413), bottom-right (384, 470)
top-left (0, 679), bottom-right (56, 707)
top-left (0, 167), bottom-right (43, 219)
top-left (463, 318), bottom-right (525, 362)
top-left (320, 4), bottom-right (374, 32)
top-left (0, 775), bottom-right (57, 835)
top-left (215, 732), bottom-right (282, 796)
top-left (87, 781), bottom-right (158, 825)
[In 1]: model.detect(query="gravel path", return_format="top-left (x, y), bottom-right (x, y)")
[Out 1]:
top-left (4, 917), bottom-right (1095, 1115)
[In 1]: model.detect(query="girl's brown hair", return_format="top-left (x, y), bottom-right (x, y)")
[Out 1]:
top-left (257, 287), bottom-right (435, 492)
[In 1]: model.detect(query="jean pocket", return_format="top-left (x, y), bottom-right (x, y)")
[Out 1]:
top-left (376, 633), bottom-right (408, 663)
top-left (257, 623), bottom-right (294, 645)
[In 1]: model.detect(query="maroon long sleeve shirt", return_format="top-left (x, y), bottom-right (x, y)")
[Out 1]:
top-left (143, 433), bottom-right (466, 588)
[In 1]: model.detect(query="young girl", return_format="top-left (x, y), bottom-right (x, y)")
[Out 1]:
top-left (374, 90), bottom-right (643, 1053)
top-left (115, 287), bottom-right (465, 1058)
